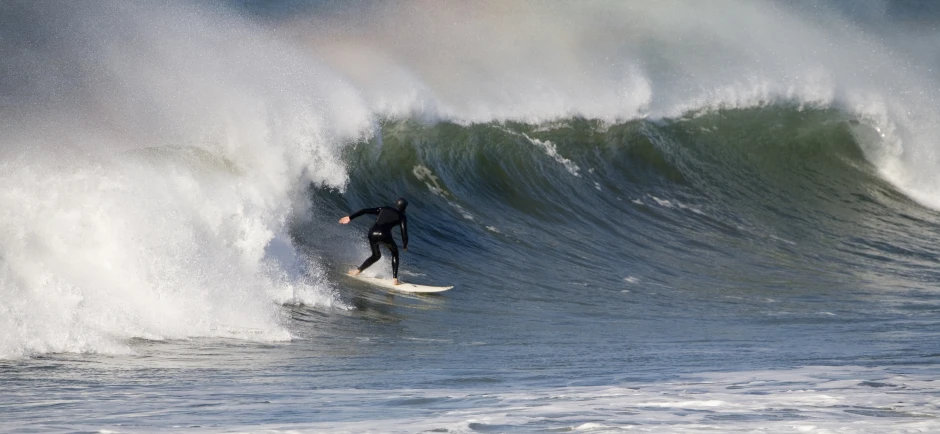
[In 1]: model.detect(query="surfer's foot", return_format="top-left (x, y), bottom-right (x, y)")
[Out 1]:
top-left (348, 269), bottom-right (361, 276)
top-left (393, 278), bottom-right (401, 285)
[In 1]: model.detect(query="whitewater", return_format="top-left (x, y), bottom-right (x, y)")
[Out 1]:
top-left (2, 0), bottom-right (940, 432)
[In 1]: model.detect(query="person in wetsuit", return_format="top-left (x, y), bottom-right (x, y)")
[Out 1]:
top-left (339, 198), bottom-right (409, 285)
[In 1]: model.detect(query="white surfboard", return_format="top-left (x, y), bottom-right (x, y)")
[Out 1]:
top-left (347, 274), bottom-right (453, 293)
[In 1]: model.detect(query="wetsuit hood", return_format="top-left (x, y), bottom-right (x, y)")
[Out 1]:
top-left (395, 198), bottom-right (408, 212)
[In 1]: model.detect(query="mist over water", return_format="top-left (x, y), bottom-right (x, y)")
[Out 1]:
top-left (270, 0), bottom-right (940, 205)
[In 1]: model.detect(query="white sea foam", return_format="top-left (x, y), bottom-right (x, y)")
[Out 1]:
top-left (523, 134), bottom-right (581, 177)
top-left (218, 365), bottom-right (940, 433)
top-left (0, 1), bottom-right (369, 358)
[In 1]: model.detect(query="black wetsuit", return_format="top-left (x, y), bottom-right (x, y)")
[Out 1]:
top-left (349, 206), bottom-right (408, 278)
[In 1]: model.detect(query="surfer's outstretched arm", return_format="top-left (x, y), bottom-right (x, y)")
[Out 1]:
top-left (338, 207), bottom-right (381, 224)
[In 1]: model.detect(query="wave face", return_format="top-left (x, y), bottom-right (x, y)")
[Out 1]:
top-left (317, 108), bottom-right (940, 301)
top-left (2, 0), bottom-right (940, 359)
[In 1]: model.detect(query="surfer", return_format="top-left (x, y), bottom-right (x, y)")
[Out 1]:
top-left (339, 198), bottom-right (409, 285)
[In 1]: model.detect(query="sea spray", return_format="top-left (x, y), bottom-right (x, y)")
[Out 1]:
top-left (275, 0), bottom-right (940, 208)
top-left (0, 1), bottom-right (369, 357)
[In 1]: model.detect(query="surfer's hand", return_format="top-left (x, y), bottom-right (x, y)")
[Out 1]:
top-left (339, 216), bottom-right (350, 224)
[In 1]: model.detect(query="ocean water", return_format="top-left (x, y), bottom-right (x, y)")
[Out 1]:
top-left (3, 0), bottom-right (940, 432)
